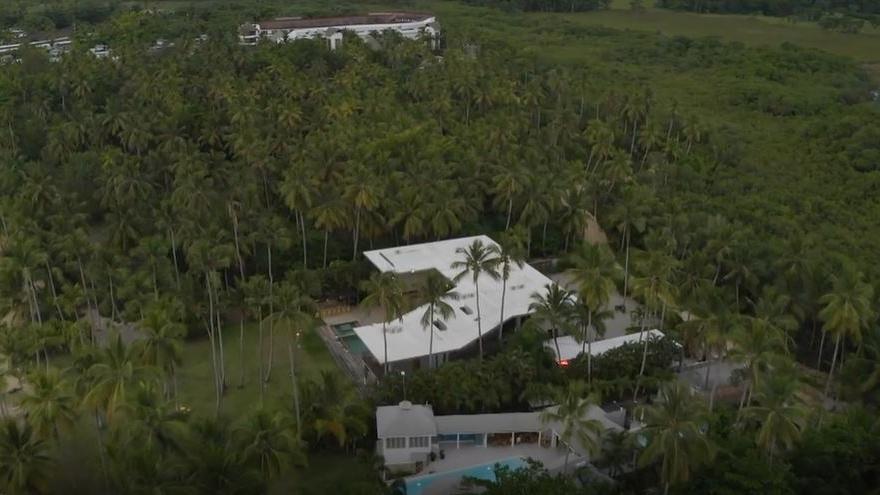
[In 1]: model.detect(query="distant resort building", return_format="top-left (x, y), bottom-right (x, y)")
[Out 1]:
top-left (352, 236), bottom-right (553, 372)
top-left (239, 12), bottom-right (440, 49)
top-left (0, 36), bottom-right (72, 62)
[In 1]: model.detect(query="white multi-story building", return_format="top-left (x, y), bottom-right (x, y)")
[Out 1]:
top-left (239, 12), bottom-right (440, 49)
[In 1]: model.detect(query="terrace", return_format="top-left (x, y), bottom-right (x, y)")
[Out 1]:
top-left (405, 443), bottom-right (572, 495)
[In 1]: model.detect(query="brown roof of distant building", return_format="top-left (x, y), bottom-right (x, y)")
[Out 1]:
top-left (258, 12), bottom-right (433, 31)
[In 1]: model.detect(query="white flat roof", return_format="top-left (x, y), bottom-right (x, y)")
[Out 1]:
top-left (377, 404), bottom-right (625, 456)
top-left (546, 329), bottom-right (666, 363)
top-left (354, 235), bottom-right (554, 363)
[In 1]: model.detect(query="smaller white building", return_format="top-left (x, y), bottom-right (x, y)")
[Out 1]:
top-left (547, 329), bottom-right (666, 364)
top-left (239, 12), bottom-right (440, 49)
top-left (376, 400), bottom-right (631, 474)
top-left (376, 401), bottom-right (437, 470)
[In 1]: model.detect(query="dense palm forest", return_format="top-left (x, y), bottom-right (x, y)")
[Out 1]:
top-left (457, 0), bottom-right (612, 12)
top-left (655, 0), bottom-right (880, 32)
top-left (0, 1), bottom-right (879, 493)
top-left (655, 0), bottom-right (880, 16)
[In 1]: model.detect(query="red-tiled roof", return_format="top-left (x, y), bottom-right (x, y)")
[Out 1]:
top-left (258, 12), bottom-right (433, 30)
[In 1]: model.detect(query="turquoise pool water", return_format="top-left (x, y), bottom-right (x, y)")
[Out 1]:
top-left (331, 322), bottom-right (367, 355)
top-left (404, 457), bottom-right (526, 495)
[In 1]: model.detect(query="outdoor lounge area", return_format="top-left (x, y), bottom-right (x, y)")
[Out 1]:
top-left (402, 445), bottom-right (567, 495)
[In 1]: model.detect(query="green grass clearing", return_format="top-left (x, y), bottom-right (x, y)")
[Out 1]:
top-left (271, 452), bottom-right (385, 495)
top-left (175, 318), bottom-right (342, 418)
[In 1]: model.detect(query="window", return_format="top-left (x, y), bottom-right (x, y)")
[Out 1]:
top-left (460, 305), bottom-right (473, 315)
top-left (409, 436), bottom-right (429, 448)
top-left (386, 437), bottom-right (406, 449)
top-left (433, 320), bottom-right (447, 331)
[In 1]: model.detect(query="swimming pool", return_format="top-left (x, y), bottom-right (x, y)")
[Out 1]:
top-left (404, 457), bottom-right (526, 495)
top-left (331, 321), bottom-right (368, 355)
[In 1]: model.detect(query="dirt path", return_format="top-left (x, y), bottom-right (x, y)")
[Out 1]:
top-left (584, 216), bottom-right (609, 245)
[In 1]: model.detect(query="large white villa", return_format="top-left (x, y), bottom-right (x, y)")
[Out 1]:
top-left (239, 12), bottom-right (440, 49)
top-left (353, 235), bottom-right (555, 371)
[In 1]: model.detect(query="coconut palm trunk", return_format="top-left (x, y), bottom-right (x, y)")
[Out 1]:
top-left (258, 306), bottom-right (264, 405)
top-left (622, 228), bottom-right (631, 307)
top-left (44, 261), bottom-right (65, 321)
top-left (353, 206), bottom-right (361, 260)
top-left (300, 211), bottom-right (308, 268)
top-left (587, 312), bottom-right (593, 384)
top-left (824, 332), bottom-right (842, 397)
top-left (428, 303), bottom-right (435, 368)
top-left (265, 244), bottom-right (275, 383)
top-left (288, 328), bottom-right (301, 439)
top-left (169, 227), bottom-right (180, 289)
top-left (205, 273), bottom-right (221, 414)
top-left (382, 320), bottom-right (389, 374)
top-left (475, 280), bottom-right (484, 361)
top-left (498, 276), bottom-right (507, 343)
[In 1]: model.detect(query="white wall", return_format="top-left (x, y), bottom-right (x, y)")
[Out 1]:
top-left (380, 435), bottom-right (433, 467)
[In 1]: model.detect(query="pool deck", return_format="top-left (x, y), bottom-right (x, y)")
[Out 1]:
top-left (410, 444), bottom-right (573, 495)
top-left (323, 305), bottom-right (386, 327)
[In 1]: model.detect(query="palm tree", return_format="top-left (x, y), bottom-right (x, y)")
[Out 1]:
top-left (343, 165), bottom-right (382, 260)
top-left (741, 363), bottom-right (809, 465)
top-left (137, 302), bottom-right (185, 404)
top-left (243, 275), bottom-right (270, 401)
top-left (630, 249), bottom-right (677, 399)
top-left (420, 271), bottom-right (459, 369)
top-left (571, 303), bottom-right (613, 384)
top-left (19, 368), bottom-right (77, 441)
top-left (84, 335), bottom-right (158, 422)
top-left (728, 317), bottom-right (787, 411)
top-left (527, 283), bottom-right (575, 364)
top-left (269, 280), bottom-right (317, 437)
top-left (234, 409), bottom-right (304, 480)
top-left (118, 382), bottom-right (189, 455)
top-left (185, 418), bottom-right (262, 494)
top-left (818, 267), bottom-right (874, 397)
top-left (637, 382), bottom-right (715, 495)
top-left (301, 370), bottom-right (370, 450)
top-left (280, 162), bottom-right (315, 268)
top-left (839, 329), bottom-right (880, 406)
top-left (584, 119), bottom-right (615, 172)
top-left (491, 165), bottom-right (526, 230)
top-left (489, 232), bottom-right (526, 343)
top-left (607, 185), bottom-right (649, 306)
top-left (678, 289), bottom-right (745, 397)
top-left (567, 242), bottom-right (620, 359)
top-left (451, 239), bottom-right (500, 361)
top-left (360, 272), bottom-right (404, 374)
top-left (310, 194), bottom-right (348, 268)
top-left (540, 380), bottom-right (603, 474)
top-left (0, 420), bottom-right (52, 495)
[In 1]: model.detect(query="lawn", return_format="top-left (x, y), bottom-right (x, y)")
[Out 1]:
top-left (271, 452), bottom-right (386, 495)
top-left (175, 318), bottom-right (343, 417)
